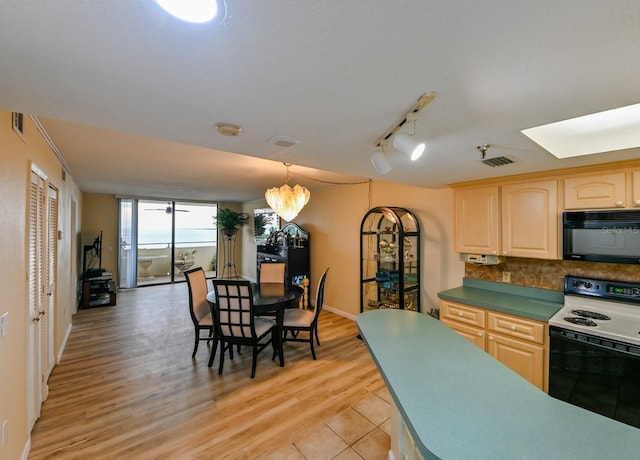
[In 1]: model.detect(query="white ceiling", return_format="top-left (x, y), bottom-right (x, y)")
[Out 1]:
top-left (1, 1), bottom-right (639, 202)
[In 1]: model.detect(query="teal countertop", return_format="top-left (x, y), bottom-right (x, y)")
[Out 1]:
top-left (357, 309), bottom-right (640, 460)
top-left (437, 277), bottom-right (564, 321)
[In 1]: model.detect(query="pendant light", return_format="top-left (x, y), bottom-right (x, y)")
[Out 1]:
top-left (265, 163), bottom-right (310, 222)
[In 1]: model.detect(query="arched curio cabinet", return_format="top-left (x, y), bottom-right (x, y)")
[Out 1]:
top-left (360, 207), bottom-right (420, 313)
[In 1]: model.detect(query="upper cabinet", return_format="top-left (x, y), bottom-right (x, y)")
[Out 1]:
top-left (454, 186), bottom-right (500, 255)
top-left (501, 179), bottom-right (559, 260)
top-left (564, 172), bottom-right (627, 209)
top-left (454, 180), bottom-right (559, 260)
top-left (564, 168), bottom-right (640, 209)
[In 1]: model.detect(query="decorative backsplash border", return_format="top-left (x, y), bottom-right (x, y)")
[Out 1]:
top-left (465, 258), bottom-right (640, 291)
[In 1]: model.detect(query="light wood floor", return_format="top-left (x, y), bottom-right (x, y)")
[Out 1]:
top-left (29, 283), bottom-right (388, 459)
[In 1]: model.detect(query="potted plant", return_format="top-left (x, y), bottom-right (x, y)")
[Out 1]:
top-left (214, 208), bottom-right (249, 236)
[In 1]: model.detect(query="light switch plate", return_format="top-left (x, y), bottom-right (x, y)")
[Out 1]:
top-left (0, 312), bottom-right (8, 339)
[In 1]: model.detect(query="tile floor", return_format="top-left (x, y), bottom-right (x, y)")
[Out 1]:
top-left (260, 386), bottom-right (392, 460)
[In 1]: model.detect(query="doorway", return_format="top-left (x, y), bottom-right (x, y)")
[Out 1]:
top-left (118, 199), bottom-right (217, 288)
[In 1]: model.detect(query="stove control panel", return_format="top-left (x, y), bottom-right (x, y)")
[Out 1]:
top-left (565, 276), bottom-right (640, 303)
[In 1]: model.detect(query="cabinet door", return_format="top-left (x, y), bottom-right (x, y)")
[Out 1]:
top-left (454, 186), bottom-right (500, 254)
top-left (501, 180), bottom-right (559, 259)
top-left (487, 333), bottom-right (545, 390)
top-left (441, 318), bottom-right (485, 349)
top-left (564, 172), bottom-right (626, 209)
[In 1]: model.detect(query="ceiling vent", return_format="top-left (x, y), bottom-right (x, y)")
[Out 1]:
top-left (481, 156), bottom-right (515, 167)
top-left (475, 144), bottom-right (516, 167)
top-left (270, 135), bottom-right (299, 148)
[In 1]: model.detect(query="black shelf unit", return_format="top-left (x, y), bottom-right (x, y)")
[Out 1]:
top-left (81, 231), bottom-right (116, 308)
top-left (360, 207), bottom-right (420, 313)
top-left (257, 222), bottom-right (310, 288)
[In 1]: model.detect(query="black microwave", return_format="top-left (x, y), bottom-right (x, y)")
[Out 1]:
top-left (563, 210), bottom-right (640, 264)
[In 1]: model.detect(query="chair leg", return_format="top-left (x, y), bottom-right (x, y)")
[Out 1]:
top-left (315, 324), bottom-right (320, 345)
top-left (218, 341), bottom-right (225, 375)
top-left (192, 330), bottom-right (200, 358)
top-left (250, 344), bottom-right (258, 378)
top-left (310, 328), bottom-right (317, 360)
top-left (207, 335), bottom-right (219, 367)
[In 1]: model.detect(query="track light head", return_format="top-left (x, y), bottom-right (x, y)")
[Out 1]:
top-left (371, 150), bottom-right (392, 175)
top-left (393, 132), bottom-right (425, 161)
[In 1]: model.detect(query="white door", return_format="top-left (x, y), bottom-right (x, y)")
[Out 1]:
top-left (42, 184), bottom-right (58, 396)
top-left (27, 166), bottom-right (45, 429)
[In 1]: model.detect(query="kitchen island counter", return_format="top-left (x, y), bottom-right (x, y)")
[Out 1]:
top-left (357, 309), bottom-right (640, 460)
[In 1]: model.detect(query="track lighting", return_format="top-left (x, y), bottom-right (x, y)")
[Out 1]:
top-left (371, 149), bottom-right (392, 175)
top-left (372, 92), bottom-right (436, 174)
top-left (393, 132), bottom-right (425, 161)
top-left (155, 0), bottom-right (218, 23)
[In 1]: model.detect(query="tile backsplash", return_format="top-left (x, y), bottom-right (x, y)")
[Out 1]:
top-left (465, 258), bottom-right (640, 291)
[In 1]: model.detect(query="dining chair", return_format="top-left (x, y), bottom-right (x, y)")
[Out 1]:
top-left (210, 279), bottom-right (280, 378)
top-left (184, 267), bottom-right (216, 358)
top-left (259, 262), bottom-right (286, 284)
top-left (281, 268), bottom-right (329, 360)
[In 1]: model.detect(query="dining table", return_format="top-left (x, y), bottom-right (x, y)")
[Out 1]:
top-left (206, 282), bottom-right (303, 366)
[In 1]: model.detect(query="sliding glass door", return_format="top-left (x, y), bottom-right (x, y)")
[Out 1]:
top-left (118, 199), bottom-right (217, 288)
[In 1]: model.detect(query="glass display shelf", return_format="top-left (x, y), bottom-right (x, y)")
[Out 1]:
top-left (360, 207), bottom-right (421, 313)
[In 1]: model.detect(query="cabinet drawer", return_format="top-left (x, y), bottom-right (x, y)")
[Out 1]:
top-left (440, 300), bottom-right (485, 328)
top-left (441, 318), bottom-right (485, 349)
top-left (487, 312), bottom-right (545, 345)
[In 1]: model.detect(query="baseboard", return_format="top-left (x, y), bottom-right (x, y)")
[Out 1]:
top-left (56, 322), bottom-right (72, 364)
top-left (21, 437), bottom-right (31, 460)
top-left (323, 304), bottom-right (358, 321)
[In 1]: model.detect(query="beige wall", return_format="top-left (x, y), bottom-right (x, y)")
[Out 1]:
top-left (241, 180), bottom-right (465, 319)
top-left (0, 111), bottom-right (81, 460)
top-left (82, 193), bottom-right (119, 279)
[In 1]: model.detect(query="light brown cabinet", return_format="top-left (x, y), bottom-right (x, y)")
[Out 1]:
top-left (564, 169), bottom-right (640, 209)
top-left (454, 179), bottom-right (559, 260)
top-left (454, 186), bottom-right (500, 255)
top-left (564, 172), bottom-right (627, 209)
top-left (440, 299), bottom-right (548, 392)
top-left (501, 179), bottom-right (559, 259)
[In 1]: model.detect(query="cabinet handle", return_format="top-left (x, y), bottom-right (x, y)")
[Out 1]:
top-left (478, 332), bottom-right (483, 337)
top-left (458, 312), bottom-right (464, 317)
top-left (491, 250), bottom-right (497, 255)
top-left (635, 199), bottom-right (640, 206)
top-left (488, 335), bottom-right (494, 341)
top-left (615, 200), bottom-right (624, 207)
top-left (510, 325), bottom-right (516, 331)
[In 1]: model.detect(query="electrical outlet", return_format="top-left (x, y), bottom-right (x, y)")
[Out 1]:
top-left (502, 271), bottom-right (511, 283)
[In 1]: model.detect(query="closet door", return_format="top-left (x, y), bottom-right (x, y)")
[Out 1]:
top-left (27, 166), bottom-right (45, 429)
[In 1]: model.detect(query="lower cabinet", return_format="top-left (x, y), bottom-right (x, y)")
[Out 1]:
top-left (440, 300), bottom-right (548, 392)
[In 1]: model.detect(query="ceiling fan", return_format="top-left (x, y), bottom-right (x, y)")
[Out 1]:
top-left (144, 202), bottom-right (190, 214)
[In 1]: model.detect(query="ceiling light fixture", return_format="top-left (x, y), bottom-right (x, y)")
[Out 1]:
top-left (370, 144), bottom-right (392, 175)
top-left (155, 0), bottom-right (218, 23)
top-left (265, 163), bottom-right (310, 222)
top-left (215, 122), bottom-right (242, 136)
top-left (372, 92), bottom-right (436, 175)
